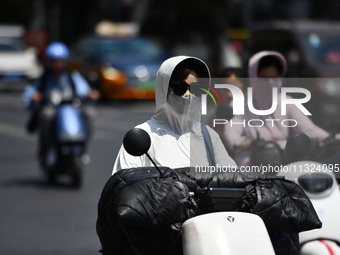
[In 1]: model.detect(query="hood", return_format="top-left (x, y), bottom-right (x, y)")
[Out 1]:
top-left (247, 51), bottom-right (287, 112)
top-left (152, 56), bottom-right (210, 134)
top-left (248, 51), bottom-right (287, 78)
top-left (154, 56), bottom-right (210, 111)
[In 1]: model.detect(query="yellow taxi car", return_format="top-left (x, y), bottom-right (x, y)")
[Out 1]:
top-left (68, 34), bottom-right (166, 99)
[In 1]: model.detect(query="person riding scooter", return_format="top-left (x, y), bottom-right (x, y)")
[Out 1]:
top-left (224, 51), bottom-right (329, 166)
top-left (22, 42), bottom-right (99, 165)
top-left (96, 56), bottom-right (322, 255)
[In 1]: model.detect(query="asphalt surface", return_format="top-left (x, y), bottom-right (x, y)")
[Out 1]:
top-left (0, 90), bottom-right (155, 254)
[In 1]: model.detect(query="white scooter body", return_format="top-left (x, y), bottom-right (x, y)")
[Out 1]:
top-left (182, 211), bottom-right (275, 255)
top-left (283, 161), bottom-right (340, 255)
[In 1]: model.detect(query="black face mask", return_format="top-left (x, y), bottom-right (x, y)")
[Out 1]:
top-left (170, 80), bottom-right (205, 96)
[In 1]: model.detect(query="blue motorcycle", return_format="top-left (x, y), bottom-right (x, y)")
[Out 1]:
top-left (37, 89), bottom-right (90, 188)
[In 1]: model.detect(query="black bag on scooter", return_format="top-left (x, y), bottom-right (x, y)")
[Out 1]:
top-left (96, 166), bottom-right (322, 255)
top-left (96, 167), bottom-right (188, 255)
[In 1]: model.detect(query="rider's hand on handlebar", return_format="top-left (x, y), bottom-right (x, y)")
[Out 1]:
top-left (88, 89), bottom-right (101, 101)
top-left (31, 92), bottom-right (43, 102)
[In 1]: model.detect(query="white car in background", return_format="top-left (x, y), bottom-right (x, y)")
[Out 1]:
top-left (0, 25), bottom-right (42, 90)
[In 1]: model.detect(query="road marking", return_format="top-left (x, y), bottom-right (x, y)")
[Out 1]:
top-left (0, 122), bottom-right (34, 140)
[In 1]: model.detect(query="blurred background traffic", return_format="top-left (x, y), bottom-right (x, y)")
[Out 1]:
top-left (1, 1), bottom-right (340, 90)
top-left (2, 0), bottom-right (340, 127)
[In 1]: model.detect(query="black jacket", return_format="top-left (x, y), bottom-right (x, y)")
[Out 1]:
top-left (96, 167), bottom-right (321, 255)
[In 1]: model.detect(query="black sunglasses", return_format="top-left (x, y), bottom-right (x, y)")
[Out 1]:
top-left (170, 80), bottom-right (206, 96)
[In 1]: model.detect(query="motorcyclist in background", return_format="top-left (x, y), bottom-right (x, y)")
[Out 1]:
top-left (22, 42), bottom-right (100, 165)
top-left (224, 51), bottom-right (329, 166)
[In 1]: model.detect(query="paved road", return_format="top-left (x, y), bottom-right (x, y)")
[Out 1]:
top-left (0, 91), bottom-right (154, 254)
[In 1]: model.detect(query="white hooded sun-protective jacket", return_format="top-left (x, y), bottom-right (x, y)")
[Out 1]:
top-left (112, 56), bottom-right (237, 173)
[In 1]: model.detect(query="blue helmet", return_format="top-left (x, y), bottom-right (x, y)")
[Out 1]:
top-left (46, 42), bottom-right (69, 59)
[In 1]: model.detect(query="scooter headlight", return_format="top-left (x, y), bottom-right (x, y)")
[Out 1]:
top-left (50, 89), bottom-right (62, 105)
top-left (298, 173), bottom-right (333, 194)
